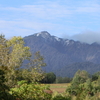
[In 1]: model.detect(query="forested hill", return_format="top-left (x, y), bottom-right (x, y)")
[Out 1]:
top-left (24, 31), bottom-right (100, 77)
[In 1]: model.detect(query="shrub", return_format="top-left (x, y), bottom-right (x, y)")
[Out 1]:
top-left (10, 80), bottom-right (52, 100)
top-left (52, 94), bottom-right (71, 100)
top-left (0, 69), bottom-right (15, 100)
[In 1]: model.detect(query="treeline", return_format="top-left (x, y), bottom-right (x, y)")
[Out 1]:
top-left (40, 72), bottom-right (72, 84)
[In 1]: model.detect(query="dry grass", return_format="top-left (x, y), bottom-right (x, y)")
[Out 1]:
top-left (49, 83), bottom-right (70, 93)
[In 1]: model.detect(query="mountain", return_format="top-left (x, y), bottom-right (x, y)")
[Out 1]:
top-left (24, 31), bottom-right (100, 77)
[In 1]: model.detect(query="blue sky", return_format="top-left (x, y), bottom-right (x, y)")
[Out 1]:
top-left (0, 0), bottom-right (100, 43)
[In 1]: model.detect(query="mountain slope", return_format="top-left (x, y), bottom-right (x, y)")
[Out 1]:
top-left (24, 31), bottom-right (100, 77)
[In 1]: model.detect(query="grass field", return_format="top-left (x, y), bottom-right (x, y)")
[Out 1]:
top-left (49, 83), bottom-right (70, 93)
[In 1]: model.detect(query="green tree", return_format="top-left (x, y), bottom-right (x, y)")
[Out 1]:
top-left (7, 36), bottom-right (31, 68)
top-left (66, 70), bottom-right (90, 96)
top-left (0, 35), bottom-right (31, 87)
top-left (18, 51), bottom-right (46, 82)
top-left (41, 72), bottom-right (56, 83)
top-left (0, 34), bottom-right (47, 87)
top-left (0, 34), bottom-right (9, 70)
top-left (92, 71), bottom-right (100, 81)
top-left (0, 69), bottom-right (15, 100)
top-left (0, 69), bottom-right (9, 99)
top-left (72, 70), bottom-right (90, 84)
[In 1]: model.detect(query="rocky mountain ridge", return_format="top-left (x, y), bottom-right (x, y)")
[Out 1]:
top-left (24, 31), bottom-right (100, 77)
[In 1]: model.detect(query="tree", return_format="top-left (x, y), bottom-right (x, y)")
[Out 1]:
top-left (41, 72), bottom-right (56, 83)
top-left (0, 35), bottom-right (31, 87)
top-left (18, 51), bottom-right (46, 82)
top-left (72, 70), bottom-right (90, 85)
top-left (7, 36), bottom-right (31, 68)
top-left (92, 71), bottom-right (100, 81)
top-left (66, 70), bottom-right (90, 96)
top-left (0, 34), bottom-right (48, 87)
top-left (0, 34), bottom-right (9, 70)
top-left (0, 69), bottom-right (9, 99)
top-left (0, 69), bottom-right (15, 99)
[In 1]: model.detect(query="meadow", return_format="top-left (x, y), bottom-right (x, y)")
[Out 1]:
top-left (50, 83), bottom-right (70, 93)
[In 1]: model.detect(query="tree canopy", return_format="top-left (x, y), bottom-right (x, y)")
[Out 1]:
top-left (0, 34), bottom-right (46, 87)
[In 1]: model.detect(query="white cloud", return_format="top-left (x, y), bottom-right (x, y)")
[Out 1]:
top-left (71, 30), bottom-right (100, 44)
top-left (0, 3), bottom-right (72, 20)
top-left (0, 19), bottom-right (68, 38)
top-left (1, 0), bottom-right (100, 20)
top-left (0, 0), bottom-right (100, 39)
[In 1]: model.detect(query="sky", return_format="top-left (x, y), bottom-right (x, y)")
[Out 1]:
top-left (0, 0), bottom-right (100, 44)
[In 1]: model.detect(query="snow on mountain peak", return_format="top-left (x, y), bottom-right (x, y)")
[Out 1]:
top-left (35, 31), bottom-right (50, 38)
top-left (54, 36), bottom-right (61, 41)
top-left (65, 40), bottom-right (70, 45)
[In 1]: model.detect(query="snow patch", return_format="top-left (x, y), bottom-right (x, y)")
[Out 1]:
top-left (65, 40), bottom-right (70, 45)
top-left (54, 36), bottom-right (61, 41)
top-left (35, 31), bottom-right (50, 38)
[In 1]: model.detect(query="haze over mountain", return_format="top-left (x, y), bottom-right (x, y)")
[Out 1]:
top-left (24, 31), bottom-right (100, 77)
top-left (69, 31), bottom-right (100, 44)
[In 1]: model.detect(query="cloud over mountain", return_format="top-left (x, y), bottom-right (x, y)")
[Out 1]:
top-left (71, 30), bottom-right (100, 44)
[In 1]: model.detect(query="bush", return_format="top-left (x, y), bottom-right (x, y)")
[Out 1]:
top-left (66, 78), bottom-right (100, 100)
top-left (0, 69), bottom-right (16, 100)
top-left (52, 94), bottom-right (71, 100)
top-left (10, 80), bottom-right (52, 100)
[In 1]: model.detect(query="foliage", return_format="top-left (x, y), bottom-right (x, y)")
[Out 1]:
top-left (92, 71), bottom-right (100, 81)
top-left (0, 35), bottom-right (9, 68)
top-left (56, 77), bottom-right (72, 83)
top-left (41, 72), bottom-right (56, 83)
top-left (0, 35), bottom-right (31, 87)
top-left (66, 70), bottom-right (100, 100)
top-left (7, 36), bottom-right (31, 69)
top-left (0, 35), bottom-right (46, 87)
top-left (18, 68), bottom-right (44, 83)
top-left (72, 70), bottom-right (90, 84)
top-left (10, 80), bottom-right (52, 100)
top-left (28, 51), bottom-right (46, 69)
top-left (0, 69), bottom-right (15, 100)
top-left (17, 51), bottom-right (46, 83)
top-left (52, 94), bottom-right (71, 100)
top-left (66, 70), bottom-right (90, 96)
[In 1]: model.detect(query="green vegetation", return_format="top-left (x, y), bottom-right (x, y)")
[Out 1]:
top-left (0, 69), bottom-right (15, 100)
top-left (0, 34), bottom-right (51, 100)
top-left (41, 72), bottom-right (56, 83)
top-left (66, 70), bottom-right (100, 100)
top-left (10, 80), bottom-right (52, 100)
top-left (56, 77), bottom-right (72, 83)
top-left (1, 34), bottom-right (100, 100)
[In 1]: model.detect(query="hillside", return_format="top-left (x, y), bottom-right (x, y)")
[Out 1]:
top-left (24, 31), bottom-right (100, 77)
